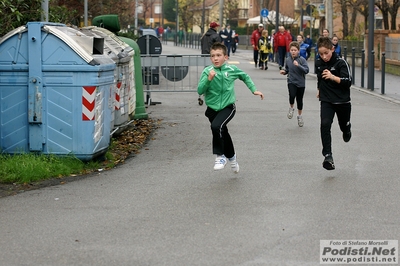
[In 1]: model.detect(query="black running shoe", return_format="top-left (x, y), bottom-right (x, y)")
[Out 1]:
top-left (323, 154), bottom-right (335, 170)
top-left (343, 129), bottom-right (352, 142)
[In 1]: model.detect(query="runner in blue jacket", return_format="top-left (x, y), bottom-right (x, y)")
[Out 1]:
top-left (297, 34), bottom-right (311, 60)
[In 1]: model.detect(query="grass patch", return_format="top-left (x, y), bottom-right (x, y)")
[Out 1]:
top-left (0, 118), bottom-right (157, 188)
top-left (0, 153), bottom-right (90, 184)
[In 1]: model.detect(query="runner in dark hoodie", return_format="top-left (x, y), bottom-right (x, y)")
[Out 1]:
top-left (315, 36), bottom-right (352, 171)
top-left (201, 22), bottom-right (222, 55)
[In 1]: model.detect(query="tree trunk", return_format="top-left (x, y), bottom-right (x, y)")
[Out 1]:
top-left (377, 0), bottom-right (390, 30)
top-left (341, 0), bottom-right (349, 37)
top-left (389, 2), bottom-right (400, 30)
top-left (350, 8), bottom-right (357, 36)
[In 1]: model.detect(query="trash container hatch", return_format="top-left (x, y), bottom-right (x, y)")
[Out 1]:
top-left (0, 22), bottom-right (116, 161)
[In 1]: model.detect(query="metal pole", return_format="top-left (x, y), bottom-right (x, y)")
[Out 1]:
top-left (201, 0), bottom-right (205, 34)
top-left (41, 0), bottom-right (49, 22)
top-left (361, 49), bottom-right (365, 88)
top-left (260, 0), bottom-right (263, 24)
top-left (134, 0), bottom-right (138, 35)
top-left (367, 0), bottom-right (375, 91)
top-left (161, 0), bottom-right (164, 28)
top-left (326, 0), bottom-right (333, 37)
top-left (219, 0), bottom-right (224, 25)
top-left (351, 47), bottom-right (355, 85)
top-left (145, 35), bottom-right (151, 105)
top-left (175, 0), bottom-right (179, 46)
top-left (300, 0), bottom-right (304, 32)
top-left (381, 52), bottom-right (385, 94)
top-left (275, 0), bottom-right (279, 33)
top-left (84, 0), bottom-right (88, 26)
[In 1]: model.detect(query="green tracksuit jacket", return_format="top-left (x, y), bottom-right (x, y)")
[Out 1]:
top-left (197, 63), bottom-right (257, 111)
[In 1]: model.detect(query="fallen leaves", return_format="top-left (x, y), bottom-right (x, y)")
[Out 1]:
top-left (100, 118), bottom-right (158, 169)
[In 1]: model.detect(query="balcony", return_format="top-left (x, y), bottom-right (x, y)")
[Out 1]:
top-left (238, 8), bottom-right (249, 20)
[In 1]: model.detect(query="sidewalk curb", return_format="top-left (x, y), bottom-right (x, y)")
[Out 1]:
top-left (350, 85), bottom-right (400, 105)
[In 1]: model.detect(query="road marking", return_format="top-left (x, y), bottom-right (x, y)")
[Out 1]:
top-left (228, 61), bottom-right (240, 64)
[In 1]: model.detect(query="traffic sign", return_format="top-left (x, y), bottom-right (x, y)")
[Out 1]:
top-left (261, 9), bottom-right (269, 18)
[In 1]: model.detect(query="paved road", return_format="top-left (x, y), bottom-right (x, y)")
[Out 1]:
top-left (1, 44), bottom-right (399, 266)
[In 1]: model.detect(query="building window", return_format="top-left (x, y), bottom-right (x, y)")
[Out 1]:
top-left (375, 18), bottom-right (382, 30)
top-left (239, 9), bottom-right (248, 19)
top-left (155, 4), bottom-right (161, 14)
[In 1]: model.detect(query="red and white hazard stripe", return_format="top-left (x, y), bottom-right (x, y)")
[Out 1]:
top-left (115, 81), bottom-right (122, 110)
top-left (82, 86), bottom-right (96, 121)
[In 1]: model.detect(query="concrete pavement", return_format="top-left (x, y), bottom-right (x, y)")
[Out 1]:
top-left (0, 43), bottom-right (399, 265)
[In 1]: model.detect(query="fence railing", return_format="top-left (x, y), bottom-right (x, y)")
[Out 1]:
top-left (153, 34), bottom-right (400, 95)
top-left (140, 54), bottom-right (210, 104)
top-left (385, 37), bottom-right (400, 61)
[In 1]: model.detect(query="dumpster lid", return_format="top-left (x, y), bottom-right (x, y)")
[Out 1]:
top-left (43, 25), bottom-right (97, 64)
top-left (81, 26), bottom-right (134, 60)
top-left (0, 23), bottom-right (115, 66)
top-left (0, 25), bottom-right (27, 45)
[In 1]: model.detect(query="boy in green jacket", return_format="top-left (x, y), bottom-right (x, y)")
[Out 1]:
top-left (198, 43), bottom-right (264, 173)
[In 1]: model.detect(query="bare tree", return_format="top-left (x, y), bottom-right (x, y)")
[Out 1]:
top-left (349, 8), bottom-right (357, 35)
top-left (224, 0), bottom-right (239, 26)
top-left (336, 0), bottom-right (350, 37)
top-left (348, 0), bottom-right (368, 32)
top-left (139, 0), bottom-right (157, 27)
top-left (389, 0), bottom-right (400, 29)
top-left (179, 0), bottom-right (200, 31)
top-left (375, 0), bottom-right (390, 29)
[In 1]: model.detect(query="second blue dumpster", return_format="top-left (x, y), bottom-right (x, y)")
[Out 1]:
top-left (80, 26), bottom-right (136, 133)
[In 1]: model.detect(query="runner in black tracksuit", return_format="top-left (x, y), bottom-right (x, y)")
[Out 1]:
top-left (315, 36), bottom-right (352, 170)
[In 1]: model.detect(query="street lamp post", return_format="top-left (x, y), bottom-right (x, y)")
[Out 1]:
top-left (202, 0), bottom-right (205, 34)
top-left (300, 0), bottom-right (304, 32)
top-left (41, 0), bottom-right (49, 22)
top-left (175, 0), bottom-right (179, 45)
top-left (326, 0), bottom-right (333, 37)
top-left (260, 0), bottom-right (263, 24)
top-left (219, 0), bottom-right (223, 25)
top-left (367, 0), bottom-right (375, 90)
top-left (275, 0), bottom-right (279, 33)
top-left (84, 0), bottom-right (88, 26)
top-left (134, 0), bottom-right (138, 35)
top-left (161, 0), bottom-right (164, 28)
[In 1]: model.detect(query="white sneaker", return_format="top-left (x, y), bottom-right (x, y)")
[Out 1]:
top-left (228, 154), bottom-right (239, 173)
top-left (297, 115), bottom-right (304, 127)
top-left (287, 108), bottom-right (295, 119)
top-left (230, 160), bottom-right (240, 173)
top-left (214, 155), bottom-right (227, 170)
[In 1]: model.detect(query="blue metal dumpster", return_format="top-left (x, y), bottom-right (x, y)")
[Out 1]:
top-left (0, 22), bottom-right (116, 161)
top-left (80, 26), bottom-right (136, 132)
